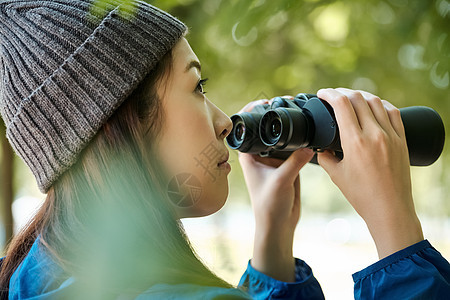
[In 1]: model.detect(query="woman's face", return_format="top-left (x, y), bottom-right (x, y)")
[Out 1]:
top-left (154, 37), bottom-right (233, 218)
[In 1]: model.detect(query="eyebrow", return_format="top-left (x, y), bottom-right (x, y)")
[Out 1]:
top-left (185, 60), bottom-right (201, 73)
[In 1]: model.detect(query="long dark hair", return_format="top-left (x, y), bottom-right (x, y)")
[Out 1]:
top-left (0, 48), bottom-right (232, 296)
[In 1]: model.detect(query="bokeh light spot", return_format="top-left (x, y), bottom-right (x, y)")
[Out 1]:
top-left (430, 62), bottom-right (449, 89)
top-left (313, 2), bottom-right (350, 42)
top-left (232, 22), bottom-right (258, 47)
top-left (398, 44), bottom-right (428, 70)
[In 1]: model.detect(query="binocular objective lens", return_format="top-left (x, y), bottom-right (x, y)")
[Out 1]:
top-left (235, 123), bottom-right (246, 142)
top-left (270, 119), bottom-right (281, 139)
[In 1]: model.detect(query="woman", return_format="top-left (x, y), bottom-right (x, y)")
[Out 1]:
top-left (0, 0), bottom-right (448, 299)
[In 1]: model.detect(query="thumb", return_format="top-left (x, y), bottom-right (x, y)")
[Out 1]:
top-left (275, 148), bottom-right (314, 182)
top-left (317, 150), bottom-right (340, 177)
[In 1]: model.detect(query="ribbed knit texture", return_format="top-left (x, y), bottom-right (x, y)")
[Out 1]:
top-left (0, 0), bottom-right (187, 193)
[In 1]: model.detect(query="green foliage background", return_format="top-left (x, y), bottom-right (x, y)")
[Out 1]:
top-left (1, 0), bottom-right (449, 224)
top-left (150, 0), bottom-right (450, 216)
top-left (0, 1), bottom-right (447, 294)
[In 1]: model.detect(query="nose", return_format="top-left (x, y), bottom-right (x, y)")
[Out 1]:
top-left (210, 101), bottom-right (233, 140)
top-left (219, 116), bottom-right (233, 139)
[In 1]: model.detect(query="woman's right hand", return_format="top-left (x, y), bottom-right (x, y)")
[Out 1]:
top-left (316, 88), bottom-right (424, 259)
top-left (237, 97), bottom-right (314, 282)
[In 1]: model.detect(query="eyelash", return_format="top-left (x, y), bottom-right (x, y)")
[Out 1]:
top-left (196, 78), bottom-right (208, 95)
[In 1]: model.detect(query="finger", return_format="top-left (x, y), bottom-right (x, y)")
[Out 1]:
top-left (317, 88), bottom-right (361, 138)
top-left (268, 95), bottom-right (294, 105)
top-left (294, 174), bottom-right (300, 201)
top-left (238, 152), bottom-right (264, 180)
top-left (252, 155), bottom-right (284, 168)
top-left (237, 99), bottom-right (269, 114)
top-left (238, 99), bottom-right (268, 114)
top-left (293, 174), bottom-right (301, 214)
top-left (335, 88), bottom-right (377, 130)
top-left (382, 100), bottom-right (405, 138)
top-left (238, 152), bottom-right (282, 178)
top-left (238, 151), bottom-right (255, 165)
top-left (238, 152), bottom-right (259, 168)
top-left (317, 150), bottom-right (341, 178)
top-left (275, 148), bottom-right (314, 184)
top-left (239, 151), bottom-right (287, 168)
top-left (357, 90), bottom-right (392, 133)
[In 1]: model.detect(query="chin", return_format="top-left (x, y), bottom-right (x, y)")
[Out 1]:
top-left (175, 172), bottom-right (230, 219)
top-left (179, 186), bottom-right (229, 219)
top-left (204, 194), bottom-right (228, 216)
top-left (196, 193), bottom-right (228, 217)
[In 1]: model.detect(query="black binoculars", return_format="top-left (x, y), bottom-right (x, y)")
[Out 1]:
top-left (226, 93), bottom-right (445, 166)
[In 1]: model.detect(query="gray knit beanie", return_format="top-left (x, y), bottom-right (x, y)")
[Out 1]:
top-left (0, 0), bottom-right (187, 193)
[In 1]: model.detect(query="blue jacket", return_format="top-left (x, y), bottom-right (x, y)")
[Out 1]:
top-left (8, 238), bottom-right (450, 299)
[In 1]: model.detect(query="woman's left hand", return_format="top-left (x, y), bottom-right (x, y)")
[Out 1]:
top-left (237, 98), bottom-right (314, 282)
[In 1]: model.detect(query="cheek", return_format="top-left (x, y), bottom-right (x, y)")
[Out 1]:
top-left (155, 99), bottom-right (229, 217)
top-left (158, 102), bottom-right (213, 176)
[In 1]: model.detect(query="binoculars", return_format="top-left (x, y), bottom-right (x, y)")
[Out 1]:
top-left (226, 93), bottom-right (445, 166)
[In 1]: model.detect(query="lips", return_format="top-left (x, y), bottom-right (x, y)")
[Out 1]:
top-left (217, 151), bottom-right (229, 166)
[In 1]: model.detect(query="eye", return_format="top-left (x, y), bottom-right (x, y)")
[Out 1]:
top-left (196, 78), bottom-right (208, 95)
